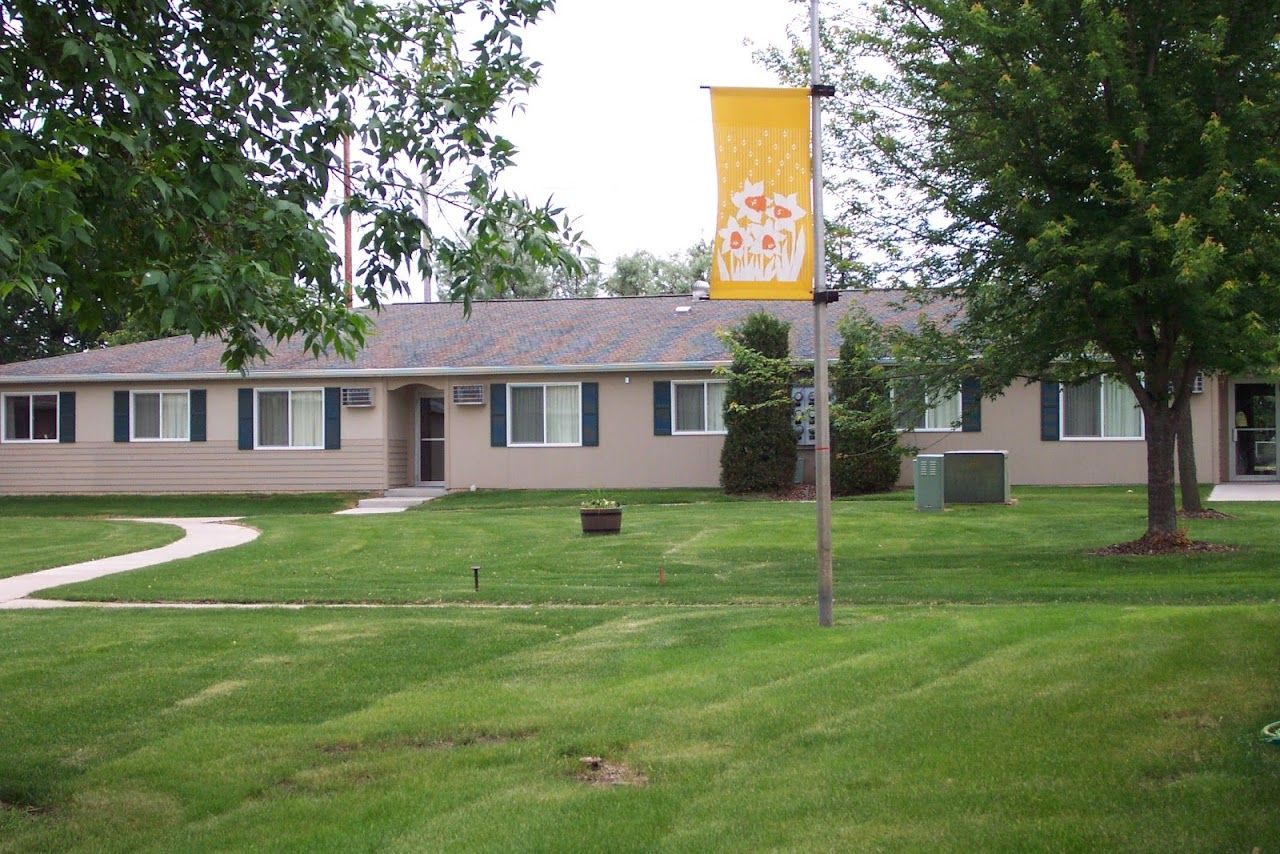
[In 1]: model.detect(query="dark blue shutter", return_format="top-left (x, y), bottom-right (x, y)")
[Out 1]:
top-left (238, 388), bottom-right (254, 450)
top-left (324, 387), bottom-right (341, 450)
top-left (490, 383), bottom-right (507, 447)
top-left (189, 389), bottom-right (207, 442)
top-left (653, 381), bottom-right (672, 436)
top-left (960, 378), bottom-right (981, 433)
top-left (581, 382), bottom-right (599, 447)
top-left (113, 390), bottom-right (129, 442)
top-left (58, 391), bottom-right (75, 443)
top-left (1040, 381), bottom-right (1060, 441)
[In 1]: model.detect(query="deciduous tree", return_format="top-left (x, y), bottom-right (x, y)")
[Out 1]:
top-left (0, 0), bottom-right (581, 370)
top-left (775, 1), bottom-right (1280, 542)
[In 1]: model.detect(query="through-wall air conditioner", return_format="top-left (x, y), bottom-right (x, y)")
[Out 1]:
top-left (452, 384), bottom-right (485, 405)
top-left (340, 387), bottom-right (374, 407)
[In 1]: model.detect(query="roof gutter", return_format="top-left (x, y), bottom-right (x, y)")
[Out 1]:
top-left (0, 361), bottom-right (731, 385)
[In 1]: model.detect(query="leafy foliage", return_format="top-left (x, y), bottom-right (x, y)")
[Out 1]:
top-left (0, 0), bottom-right (582, 370)
top-left (600, 241), bottom-right (711, 296)
top-left (766, 1), bottom-right (1280, 536)
top-left (831, 308), bottom-right (903, 495)
top-left (718, 312), bottom-right (796, 494)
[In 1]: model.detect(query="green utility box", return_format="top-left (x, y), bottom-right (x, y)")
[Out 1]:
top-left (943, 450), bottom-right (1011, 504)
top-left (914, 454), bottom-right (945, 511)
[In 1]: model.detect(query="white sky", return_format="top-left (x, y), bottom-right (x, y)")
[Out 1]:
top-left (498, 0), bottom-right (807, 264)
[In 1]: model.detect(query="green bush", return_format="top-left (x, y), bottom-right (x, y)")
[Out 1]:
top-left (719, 312), bottom-right (797, 494)
top-left (831, 308), bottom-right (904, 495)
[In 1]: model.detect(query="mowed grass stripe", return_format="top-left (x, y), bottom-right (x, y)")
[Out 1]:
top-left (40, 488), bottom-right (1280, 605)
top-left (0, 605), bottom-right (1276, 850)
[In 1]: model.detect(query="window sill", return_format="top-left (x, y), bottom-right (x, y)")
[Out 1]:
top-left (130, 437), bottom-right (191, 443)
top-left (0, 438), bottom-right (59, 444)
top-left (672, 430), bottom-right (728, 436)
top-left (508, 442), bottom-right (583, 448)
top-left (1060, 436), bottom-right (1145, 442)
top-left (254, 444), bottom-right (326, 451)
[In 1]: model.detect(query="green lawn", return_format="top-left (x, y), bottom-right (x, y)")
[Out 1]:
top-left (1, 605), bottom-right (1276, 851)
top-left (0, 493), bottom-right (362, 518)
top-left (0, 519), bottom-right (181, 579)
top-left (2, 487), bottom-right (1279, 850)
top-left (44, 487), bottom-right (1280, 605)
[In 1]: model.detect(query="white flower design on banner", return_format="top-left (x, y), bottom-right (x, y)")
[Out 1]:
top-left (730, 179), bottom-right (768, 224)
top-left (716, 178), bottom-right (808, 283)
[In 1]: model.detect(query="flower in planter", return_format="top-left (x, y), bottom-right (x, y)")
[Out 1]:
top-left (580, 496), bottom-right (619, 509)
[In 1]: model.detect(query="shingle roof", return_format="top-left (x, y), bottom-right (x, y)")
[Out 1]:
top-left (0, 290), bottom-right (954, 380)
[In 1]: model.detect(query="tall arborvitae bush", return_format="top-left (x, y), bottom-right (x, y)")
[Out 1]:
top-left (718, 312), bottom-right (796, 494)
top-left (830, 308), bottom-right (903, 495)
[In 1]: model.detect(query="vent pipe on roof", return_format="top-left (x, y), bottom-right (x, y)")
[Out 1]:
top-left (692, 280), bottom-right (710, 301)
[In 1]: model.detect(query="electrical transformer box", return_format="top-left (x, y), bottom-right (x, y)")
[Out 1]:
top-left (914, 454), bottom-right (945, 511)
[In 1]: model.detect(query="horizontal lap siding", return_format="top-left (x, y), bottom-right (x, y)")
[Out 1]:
top-left (387, 438), bottom-right (409, 489)
top-left (0, 440), bottom-right (386, 494)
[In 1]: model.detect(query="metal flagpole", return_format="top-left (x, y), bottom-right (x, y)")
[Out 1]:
top-left (810, 0), bottom-right (835, 627)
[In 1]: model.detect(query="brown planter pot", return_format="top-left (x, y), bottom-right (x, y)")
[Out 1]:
top-left (580, 507), bottom-right (622, 534)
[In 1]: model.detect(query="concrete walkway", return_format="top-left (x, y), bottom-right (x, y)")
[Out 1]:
top-left (0, 517), bottom-right (259, 606)
top-left (335, 487), bottom-right (446, 515)
top-left (1207, 483), bottom-right (1280, 502)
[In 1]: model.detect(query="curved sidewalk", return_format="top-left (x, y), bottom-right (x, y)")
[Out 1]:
top-left (0, 518), bottom-right (259, 607)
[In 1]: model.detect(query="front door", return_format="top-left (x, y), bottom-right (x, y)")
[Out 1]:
top-left (419, 396), bottom-right (445, 485)
top-left (1231, 382), bottom-right (1278, 480)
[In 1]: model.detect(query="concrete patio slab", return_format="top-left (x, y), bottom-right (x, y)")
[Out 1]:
top-left (0, 517), bottom-right (258, 605)
top-left (1207, 483), bottom-right (1280, 502)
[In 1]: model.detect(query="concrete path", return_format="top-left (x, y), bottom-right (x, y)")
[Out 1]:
top-left (0, 517), bottom-right (258, 606)
top-left (335, 487), bottom-right (446, 515)
top-left (1207, 483), bottom-right (1280, 502)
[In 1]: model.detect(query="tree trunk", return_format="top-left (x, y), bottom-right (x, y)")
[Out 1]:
top-left (1175, 401), bottom-right (1204, 513)
top-left (1145, 408), bottom-right (1179, 536)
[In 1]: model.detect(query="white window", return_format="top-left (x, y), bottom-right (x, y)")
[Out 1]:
top-left (893, 381), bottom-right (961, 432)
top-left (509, 383), bottom-right (581, 446)
top-left (1062, 376), bottom-right (1143, 439)
top-left (673, 381), bottom-right (727, 434)
top-left (256, 389), bottom-right (323, 449)
top-left (131, 391), bottom-right (189, 441)
top-left (2, 392), bottom-right (58, 442)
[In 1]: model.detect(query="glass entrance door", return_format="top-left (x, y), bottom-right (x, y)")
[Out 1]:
top-left (419, 397), bottom-right (445, 484)
top-left (1232, 383), bottom-right (1277, 479)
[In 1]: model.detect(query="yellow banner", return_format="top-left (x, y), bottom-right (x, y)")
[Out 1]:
top-left (709, 87), bottom-right (813, 300)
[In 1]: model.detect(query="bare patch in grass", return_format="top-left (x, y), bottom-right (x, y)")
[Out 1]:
top-left (576, 756), bottom-right (648, 788)
top-left (1, 799), bottom-right (51, 817)
top-left (1161, 709), bottom-right (1222, 729)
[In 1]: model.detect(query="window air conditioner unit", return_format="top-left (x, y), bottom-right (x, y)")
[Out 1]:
top-left (452, 384), bottom-right (485, 405)
top-left (340, 387), bottom-right (373, 407)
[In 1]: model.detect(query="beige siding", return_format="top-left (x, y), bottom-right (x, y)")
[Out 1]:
top-left (0, 371), bottom-right (1235, 494)
top-left (893, 380), bottom-right (1221, 486)
top-left (446, 373), bottom-right (724, 490)
top-left (0, 381), bottom-right (387, 494)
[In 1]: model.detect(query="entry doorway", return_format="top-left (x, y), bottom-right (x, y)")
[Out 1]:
top-left (418, 396), bottom-right (445, 485)
top-left (1231, 382), bottom-right (1278, 480)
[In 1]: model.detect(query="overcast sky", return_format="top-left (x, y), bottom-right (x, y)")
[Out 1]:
top-left (498, 0), bottom-right (807, 264)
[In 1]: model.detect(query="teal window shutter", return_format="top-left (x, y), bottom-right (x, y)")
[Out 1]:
top-left (653, 381), bottom-right (671, 436)
top-left (490, 384), bottom-right (507, 447)
top-left (960, 378), bottom-right (981, 433)
top-left (58, 391), bottom-right (75, 443)
top-left (113, 390), bottom-right (129, 442)
top-left (238, 389), bottom-right (254, 450)
top-left (1040, 382), bottom-right (1060, 441)
top-left (190, 389), bottom-right (207, 442)
top-left (582, 382), bottom-right (599, 446)
top-left (324, 387), bottom-right (341, 450)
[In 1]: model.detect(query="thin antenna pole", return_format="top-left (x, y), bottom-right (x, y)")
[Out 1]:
top-left (343, 134), bottom-right (354, 309)
top-left (811, 0), bottom-right (835, 627)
